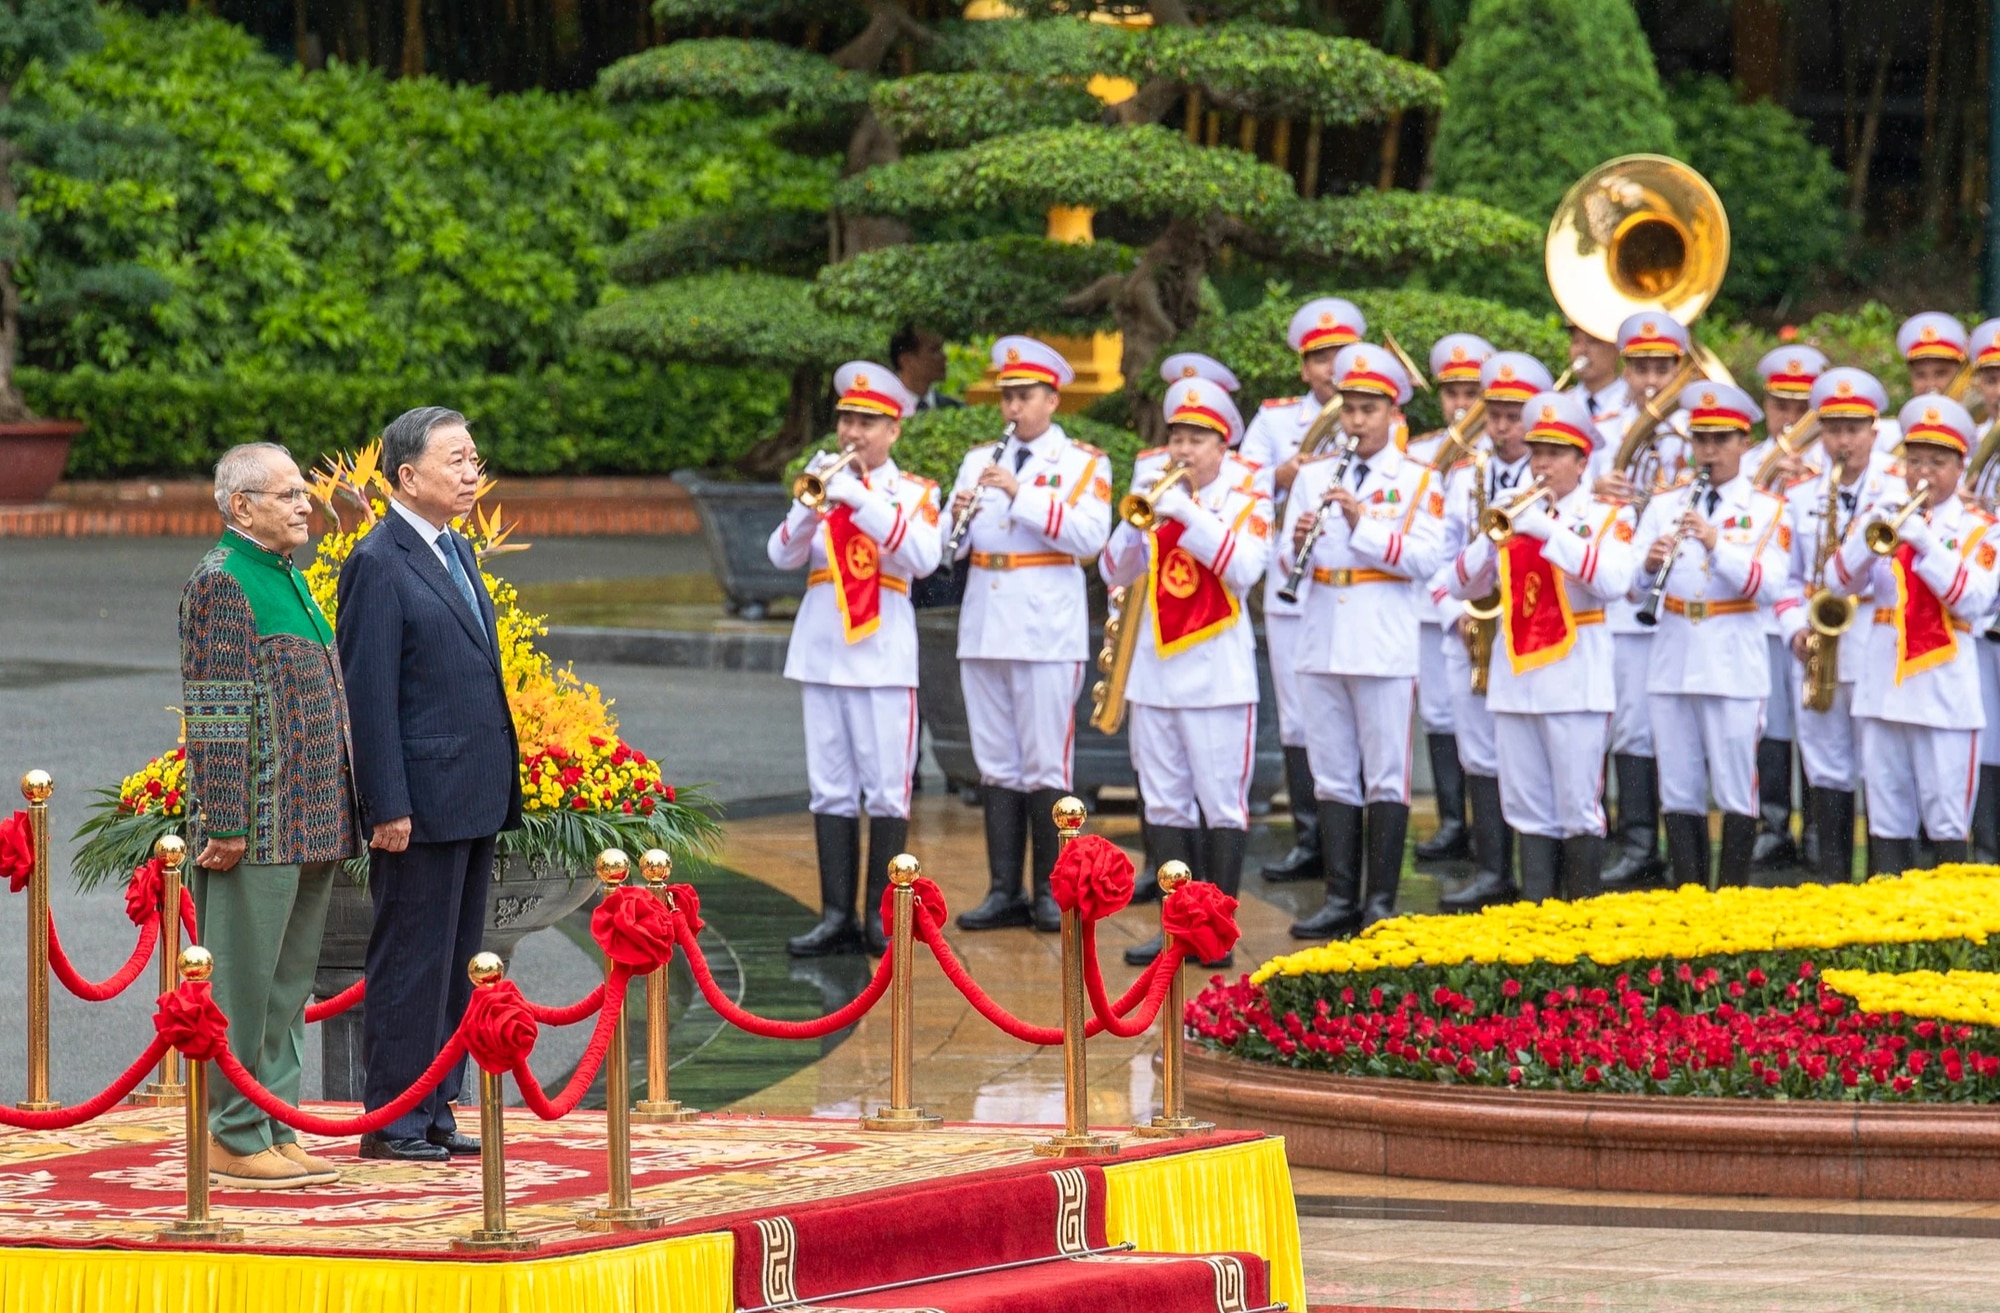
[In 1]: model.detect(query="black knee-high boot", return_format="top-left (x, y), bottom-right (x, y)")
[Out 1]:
top-left (1125, 825), bottom-right (1201, 966)
top-left (958, 787), bottom-right (1030, 931)
top-left (789, 813), bottom-right (863, 956)
top-left (1810, 787), bottom-right (1857, 885)
top-left (1027, 787), bottom-right (1066, 932)
top-left (1414, 735), bottom-right (1471, 862)
top-left (1289, 802), bottom-right (1363, 939)
top-left (1752, 738), bottom-right (1798, 869)
top-left (1602, 755), bottom-right (1664, 887)
top-left (1441, 774), bottom-right (1516, 910)
top-left (1262, 746), bottom-right (1323, 882)
top-left (1360, 801), bottom-right (1410, 927)
top-left (1560, 833), bottom-right (1606, 899)
top-left (862, 815), bottom-right (908, 956)
top-left (1973, 766), bottom-right (2000, 864)
top-left (1717, 812), bottom-right (1757, 888)
top-left (1870, 834), bottom-right (1919, 877)
top-left (1662, 812), bottom-right (1711, 891)
top-left (1516, 834), bottom-right (1561, 902)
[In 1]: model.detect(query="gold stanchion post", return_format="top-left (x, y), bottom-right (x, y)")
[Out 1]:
top-left (132, 835), bottom-right (189, 1107)
top-left (632, 848), bottom-right (699, 1124)
top-left (861, 853), bottom-right (941, 1131)
top-left (155, 946), bottom-right (242, 1243)
top-left (1132, 861), bottom-right (1213, 1139)
top-left (1034, 796), bottom-right (1119, 1159)
top-left (454, 952), bottom-right (539, 1253)
top-left (576, 849), bottom-right (666, 1233)
top-left (18, 770), bottom-right (57, 1112)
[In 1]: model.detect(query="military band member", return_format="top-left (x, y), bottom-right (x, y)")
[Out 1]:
top-left (1431, 350), bottom-right (1551, 910)
top-left (1962, 319), bottom-right (2000, 862)
top-left (1406, 333), bottom-right (1493, 869)
top-left (1446, 390), bottom-right (1637, 898)
top-left (1103, 377), bottom-right (1272, 968)
top-left (1775, 367), bottom-right (1896, 884)
top-left (1593, 313), bottom-right (1695, 887)
top-left (769, 364), bottom-right (941, 956)
top-left (949, 336), bottom-right (1111, 935)
top-left (1240, 297), bottom-right (1370, 882)
top-left (1565, 322), bottom-right (1628, 432)
top-left (1634, 381), bottom-right (1788, 890)
top-left (1884, 312), bottom-right (1972, 450)
top-left (1841, 396), bottom-right (1998, 872)
top-left (1744, 345), bottom-right (1828, 869)
top-left (1286, 345), bottom-right (1447, 938)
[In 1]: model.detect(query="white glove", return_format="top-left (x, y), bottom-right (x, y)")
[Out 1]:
top-left (1512, 500), bottom-right (1556, 541)
top-left (1898, 510), bottom-right (1936, 554)
top-left (1151, 481), bottom-right (1196, 524)
top-left (825, 470), bottom-right (869, 509)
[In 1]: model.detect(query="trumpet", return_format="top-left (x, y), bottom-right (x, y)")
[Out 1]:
top-left (1801, 461), bottom-right (1853, 713)
top-left (1119, 462), bottom-right (1198, 531)
top-left (944, 422), bottom-right (1015, 556)
top-left (1481, 479), bottom-right (1556, 542)
top-left (1634, 464), bottom-right (1712, 627)
top-left (792, 446), bottom-right (863, 512)
top-left (1865, 481), bottom-right (1932, 555)
top-left (1274, 433), bottom-right (1362, 605)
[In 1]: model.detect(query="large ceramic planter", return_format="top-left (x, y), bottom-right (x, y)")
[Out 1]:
top-left (672, 469), bottom-right (806, 620)
top-left (1180, 1046), bottom-right (2000, 1201)
top-left (0, 420), bottom-right (86, 503)
top-left (312, 856), bottom-right (600, 1099)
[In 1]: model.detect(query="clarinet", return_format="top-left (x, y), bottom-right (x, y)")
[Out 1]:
top-left (944, 421), bottom-right (1016, 557)
top-left (1274, 433), bottom-right (1362, 606)
top-left (1634, 464), bottom-right (1713, 628)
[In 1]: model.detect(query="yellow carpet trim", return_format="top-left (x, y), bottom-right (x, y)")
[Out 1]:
top-left (1104, 1136), bottom-right (1306, 1313)
top-left (0, 1229), bottom-right (735, 1313)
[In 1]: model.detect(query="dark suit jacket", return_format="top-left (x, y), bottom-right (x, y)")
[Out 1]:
top-left (336, 509), bottom-right (523, 844)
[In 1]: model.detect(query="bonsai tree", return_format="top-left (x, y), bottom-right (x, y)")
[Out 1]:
top-left (589, 1), bottom-right (1538, 459)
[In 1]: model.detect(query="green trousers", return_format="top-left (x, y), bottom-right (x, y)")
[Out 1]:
top-left (190, 861), bottom-right (335, 1156)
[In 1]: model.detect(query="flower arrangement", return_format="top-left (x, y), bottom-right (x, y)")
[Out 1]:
top-left (72, 445), bottom-right (720, 887)
top-left (1192, 868), bottom-right (2000, 1104)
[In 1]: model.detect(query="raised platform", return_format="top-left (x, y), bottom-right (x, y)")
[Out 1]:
top-left (1183, 1049), bottom-right (2000, 1201)
top-left (0, 1108), bottom-right (1303, 1312)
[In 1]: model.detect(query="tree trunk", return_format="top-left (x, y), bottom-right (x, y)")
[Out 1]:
top-left (1846, 22), bottom-right (1892, 220)
top-left (1732, 0), bottom-right (1784, 101)
top-left (1923, 0), bottom-right (1963, 233)
top-left (834, 110), bottom-right (911, 260)
top-left (1301, 117), bottom-right (1322, 199)
top-left (734, 366), bottom-right (829, 480)
top-left (1063, 218), bottom-right (1224, 440)
top-left (1838, 0), bottom-right (1860, 166)
top-left (400, 0), bottom-right (423, 77)
top-left (1376, 109), bottom-right (1404, 191)
top-left (1183, 89), bottom-right (1201, 142)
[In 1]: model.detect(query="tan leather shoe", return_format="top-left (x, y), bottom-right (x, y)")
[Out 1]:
top-left (273, 1141), bottom-right (341, 1185)
top-left (208, 1141), bottom-right (310, 1191)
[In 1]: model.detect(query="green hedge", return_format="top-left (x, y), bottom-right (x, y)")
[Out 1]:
top-left (785, 404), bottom-right (1140, 491)
top-left (38, 365), bottom-right (786, 480)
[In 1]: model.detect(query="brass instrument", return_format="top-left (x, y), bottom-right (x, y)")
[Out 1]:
top-left (1481, 479), bottom-right (1556, 542)
top-left (792, 446), bottom-right (863, 512)
top-left (1634, 464), bottom-right (1713, 627)
top-left (1422, 399), bottom-right (1491, 474)
top-left (1801, 461), bottom-right (1854, 713)
top-left (1545, 154), bottom-right (1731, 345)
top-left (1462, 449), bottom-right (1503, 695)
top-left (1865, 481), bottom-right (1932, 555)
top-left (1298, 394), bottom-right (1347, 457)
top-left (943, 422), bottom-right (1015, 556)
top-left (1382, 332), bottom-right (1433, 394)
top-left (1089, 584), bottom-right (1144, 734)
top-left (1274, 433), bottom-right (1362, 605)
top-left (1754, 408), bottom-right (1823, 489)
top-left (1119, 463), bottom-right (1197, 531)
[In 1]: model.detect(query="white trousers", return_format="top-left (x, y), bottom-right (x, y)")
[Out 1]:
top-left (1796, 682), bottom-right (1858, 791)
top-left (1649, 693), bottom-right (1763, 817)
top-left (1416, 621), bottom-right (1454, 735)
top-left (1128, 703), bottom-right (1256, 830)
top-left (1265, 614), bottom-right (1309, 748)
top-left (1495, 712), bottom-right (1610, 838)
top-left (1859, 718), bottom-right (1978, 840)
top-left (1299, 672), bottom-right (1415, 807)
top-left (1443, 640), bottom-right (1499, 776)
top-left (802, 683), bottom-right (918, 820)
top-left (1764, 633), bottom-right (1796, 741)
top-left (961, 658), bottom-right (1081, 792)
top-left (1980, 636), bottom-right (2000, 766)
top-left (1610, 633), bottom-right (1655, 756)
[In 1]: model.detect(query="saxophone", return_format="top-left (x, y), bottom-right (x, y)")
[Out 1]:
top-left (1801, 461), bottom-right (1856, 713)
top-left (1461, 449), bottom-right (1503, 696)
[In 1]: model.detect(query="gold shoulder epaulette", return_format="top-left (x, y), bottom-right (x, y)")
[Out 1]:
top-left (1261, 396), bottom-right (1303, 409)
top-left (1072, 442), bottom-right (1106, 459)
top-left (1136, 446), bottom-right (1168, 460)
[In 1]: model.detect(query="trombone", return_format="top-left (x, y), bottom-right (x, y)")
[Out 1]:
top-left (1481, 480), bottom-right (1556, 542)
top-left (1865, 482), bottom-right (1932, 555)
top-left (1120, 463), bottom-right (1197, 531)
top-left (792, 446), bottom-right (863, 512)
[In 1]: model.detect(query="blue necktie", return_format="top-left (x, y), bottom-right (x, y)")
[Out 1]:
top-left (440, 532), bottom-right (482, 619)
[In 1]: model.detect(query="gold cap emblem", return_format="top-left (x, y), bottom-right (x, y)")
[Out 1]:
top-left (854, 372), bottom-right (869, 388)
top-left (1926, 406), bottom-right (1943, 423)
top-left (1004, 347), bottom-right (1020, 364)
top-left (1540, 404), bottom-right (1557, 421)
top-left (1450, 346), bottom-right (1467, 362)
top-left (1788, 358), bottom-right (1803, 372)
top-left (1318, 312), bottom-right (1334, 327)
top-left (1497, 365), bottom-right (1515, 381)
top-left (1836, 380), bottom-right (1854, 396)
top-left (1923, 325), bottom-right (1940, 342)
top-left (1181, 365), bottom-right (1197, 378)
top-left (1186, 387), bottom-right (1200, 404)
top-left (1641, 320), bottom-right (1657, 336)
top-left (1701, 391), bottom-right (1717, 407)
top-left (1353, 353), bottom-right (1369, 371)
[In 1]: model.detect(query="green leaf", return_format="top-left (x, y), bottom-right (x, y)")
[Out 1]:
top-left (870, 73), bottom-right (1103, 150)
top-left (578, 271), bottom-right (888, 370)
top-left (597, 38), bottom-right (872, 119)
top-left (608, 201), bottom-right (828, 283)
top-left (812, 235), bottom-right (1132, 340)
top-left (1127, 21), bottom-right (1445, 125)
top-left (1272, 190), bottom-right (1539, 269)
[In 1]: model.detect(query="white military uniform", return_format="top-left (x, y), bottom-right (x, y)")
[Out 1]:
top-left (951, 425), bottom-right (1111, 792)
top-left (1592, 398), bottom-right (1691, 760)
top-left (1241, 392), bottom-right (1333, 749)
top-left (770, 455), bottom-right (942, 819)
top-left (1774, 452), bottom-right (1900, 790)
top-left (1404, 423), bottom-right (1461, 743)
top-left (1634, 472), bottom-right (1790, 817)
top-left (1841, 491), bottom-right (1998, 841)
top-left (1431, 448), bottom-right (1531, 777)
top-left (1449, 483), bottom-right (1637, 836)
top-left (1965, 406), bottom-right (2000, 776)
top-left (1101, 449), bottom-right (1272, 829)
top-left (1291, 443), bottom-right (1448, 805)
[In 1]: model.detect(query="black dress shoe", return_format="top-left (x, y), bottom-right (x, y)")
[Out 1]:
top-left (359, 1133), bottom-right (449, 1162)
top-left (427, 1130), bottom-right (481, 1156)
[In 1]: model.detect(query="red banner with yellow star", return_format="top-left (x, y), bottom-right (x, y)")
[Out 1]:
top-left (1498, 535), bottom-right (1578, 675)
top-left (1148, 521), bottom-right (1239, 656)
top-left (824, 507), bottom-right (883, 644)
top-left (1892, 542), bottom-right (1955, 683)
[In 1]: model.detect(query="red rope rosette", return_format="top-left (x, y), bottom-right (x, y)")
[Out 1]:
top-left (593, 885), bottom-right (677, 976)
top-left (155, 980), bottom-right (230, 1062)
top-left (1160, 878), bottom-right (1241, 964)
top-left (879, 875), bottom-right (947, 941)
top-left (462, 979), bottom-right (539, 1075)
top-left (1049, 834), bottom-right (1134, 922)
top-left (0, 811), bottom-right (31, 894)
top-left (125, 858), bottom-right (165, 926)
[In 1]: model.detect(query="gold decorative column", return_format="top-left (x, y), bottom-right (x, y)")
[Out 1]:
top-left (154, 947), bottom-right (241, 1243)
top-left (454, 953), bottom-right (539, 1253)
top-left (1035, 796), bottom-right (1119, 1159)
top-left (861, 854), bottom-right (941, 1131)
top-left (576, 849), bottom-right (666, 1234)
top-left (132, 834), bottom-right (189, 1107)
top-left (634, 848), bottom-right (699, 1124)
top-left (1131, 861), bottom-right (1213, 1139)
top-left (18, 770), bottom-right (57, 1112)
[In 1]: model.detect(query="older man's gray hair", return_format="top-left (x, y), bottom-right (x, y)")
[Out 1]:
top-left (212, 442), bottom-right (294, 514)
top-left (381, 407), bottom-right (469, 491)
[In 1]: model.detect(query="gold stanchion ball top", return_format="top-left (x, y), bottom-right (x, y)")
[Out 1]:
top-left (153, 833), bottom-right (187, 870)
top-left (887, 853), bottom-right (921, 886)
top-left (20, 770), bottom-right (52, 803)
top-left (179, 945), bottom-right (214, 982)
top-left (468, 951), bottom-right (506, 986)
top-left (595, 848), bottom-right (631, 887)
top-left (638, 848), bottom-right (673, 886)
top-left (1156, 860), bottom-right (1192, 895)
top-left (1052, 795), bottom-right (1087, 835)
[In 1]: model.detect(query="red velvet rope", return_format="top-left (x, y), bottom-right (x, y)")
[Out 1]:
top-left (674, 918), bottom-right (893, 1039)
top-left (915, 909), bottom-right (1178, 1045)
top-left (523, 983), bottom-right (607, 1027)
top-left (214, 1037), bottom-right (469, 1138)
top-left (915, 908), bottom-right (1062, 1045)
top-left (508, 973), bottom-right (629, 1119)
top-left (305, 977), bottom-right (365, 1024)
top-left (47, 911), bottom-right (160, 1002)
top-left (1081, 922), bottom-right (1181, 1039)
top-left (0, 1036), bottom-right (169, 1130)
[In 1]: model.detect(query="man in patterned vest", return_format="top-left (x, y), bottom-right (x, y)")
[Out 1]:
top-left (182, 442), bottom-right (359, 1191)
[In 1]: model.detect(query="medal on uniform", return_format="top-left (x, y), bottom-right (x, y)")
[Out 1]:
top-left (824, 506), bottom-right (883, 643)
top-left (1498, 533), bottom-right (1578, 674)
top-left (1147, 521), bottom-right (1238, 655)
top-left (1891, 541), bottom-right (1956, 683)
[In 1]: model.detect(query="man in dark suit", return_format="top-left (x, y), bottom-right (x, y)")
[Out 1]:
top-left (337, 406), bottom-right (521, 1162)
